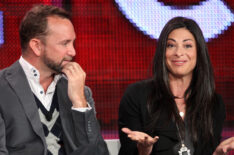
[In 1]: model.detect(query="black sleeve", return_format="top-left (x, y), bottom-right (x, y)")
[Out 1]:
top-left (70, 87), bottom-right (109, 155)
top-left (212, 94), bottom-right (226, 151)
top-left (118, 82), bottom-right (147, 155)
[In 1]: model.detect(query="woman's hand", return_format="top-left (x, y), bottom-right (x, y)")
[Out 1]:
top-left (122, 128), bottom-right (159, 155)
top-left (213, 137), bottom-right (234, 155)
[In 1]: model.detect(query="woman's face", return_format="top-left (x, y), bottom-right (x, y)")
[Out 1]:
top-left (165, 28), bottom-right (197, 79)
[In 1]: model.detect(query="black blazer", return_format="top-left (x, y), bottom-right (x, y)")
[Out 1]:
top-left (118, 80), bottom-right (225, 155)
top-left (0, 61), bottom-right (109, 155)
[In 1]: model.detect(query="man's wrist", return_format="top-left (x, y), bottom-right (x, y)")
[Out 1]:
top-left (72, 102), bottom-right (92, 112)
top-left (72, 99), bottom-right (88, 108)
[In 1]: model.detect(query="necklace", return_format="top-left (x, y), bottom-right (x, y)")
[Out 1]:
top-left (176, 124), bottom-right (191, 155)
top-left (178, 144), bottom-right (191, 155)
top-left (179, 112), bottom-right (184, 117)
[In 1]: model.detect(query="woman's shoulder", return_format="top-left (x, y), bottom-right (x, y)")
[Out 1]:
top-left (120, 80), bottom-right (153, 112)
top-left (214, 93), bottom-right (224, 108)
top-left (124, 79), bottom-right (153, 95)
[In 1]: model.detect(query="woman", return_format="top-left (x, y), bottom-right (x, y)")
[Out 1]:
top-left (118, 17), bottom-right (234, 155)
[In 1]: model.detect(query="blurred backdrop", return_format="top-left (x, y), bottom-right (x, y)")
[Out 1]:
top-left (0, 0), bottom-right (233, 144)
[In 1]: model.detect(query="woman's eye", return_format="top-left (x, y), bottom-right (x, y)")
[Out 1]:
top-left (166, 44), bottom-right (174, 48)
top-left (185, 44), bottom-right (192, 48)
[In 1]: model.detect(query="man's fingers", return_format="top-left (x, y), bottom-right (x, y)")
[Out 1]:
top-left (62, 67), bottom-right (72, 77)
top-left (62, 63), bottom-right (74, 77)
top-left (63, 62), bottom-right (84, 72)
top-left (62, 62), bottom-right (86, 81)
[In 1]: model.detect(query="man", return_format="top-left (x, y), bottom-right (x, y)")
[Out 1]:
top-left (0, 4), bottom-right (109, 155)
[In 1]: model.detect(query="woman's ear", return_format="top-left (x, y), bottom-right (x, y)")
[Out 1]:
top-left (28, 38), bottom-right (44, 56)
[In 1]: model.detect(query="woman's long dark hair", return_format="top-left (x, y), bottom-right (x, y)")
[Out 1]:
top-left (147, 17), bottom-right (216, 146)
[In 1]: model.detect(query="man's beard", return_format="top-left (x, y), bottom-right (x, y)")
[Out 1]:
top-left (42, 52), bottom-right (72, 74)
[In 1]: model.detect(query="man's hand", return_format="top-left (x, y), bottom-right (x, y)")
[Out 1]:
top-left (213, 137), bottom-right (234, 155)
top-left (62, 62), bottom-right (87, 108)
top-left (122, 128), bottom-right (159, 155)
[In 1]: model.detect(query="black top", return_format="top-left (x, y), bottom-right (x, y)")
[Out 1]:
top-left (118, 80), bottom-right (225, 155)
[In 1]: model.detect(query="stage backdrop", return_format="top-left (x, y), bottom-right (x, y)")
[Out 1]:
top-left (0, 0), bottom-right (233, 143)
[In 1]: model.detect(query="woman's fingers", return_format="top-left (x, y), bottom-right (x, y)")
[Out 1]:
top-left (213, 137), bottom-right (234, 155)
top-left (122, 128), bottom-right (132, 135)
top-left (122, 127), bottom-right (159, 146)
top-left (122, 127), bottom-right (159, 155)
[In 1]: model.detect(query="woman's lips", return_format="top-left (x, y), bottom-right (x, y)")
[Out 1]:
top-left (172, 60), bottom-right (187, 66)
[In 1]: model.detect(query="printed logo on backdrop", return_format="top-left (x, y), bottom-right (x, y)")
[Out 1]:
top-left (0, 11), bottom-right (3, 45)
top-left (115, 0), bottom-right (234, 41)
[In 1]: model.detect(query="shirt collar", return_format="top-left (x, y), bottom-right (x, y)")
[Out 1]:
top-left (19, 56), bottom-right (63, 84)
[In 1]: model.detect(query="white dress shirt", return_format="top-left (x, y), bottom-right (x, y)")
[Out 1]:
top-left (19, 56), bottom-right (91, 112)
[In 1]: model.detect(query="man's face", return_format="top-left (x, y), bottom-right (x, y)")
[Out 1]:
top-left (41, 16), bottom-right (76, 73)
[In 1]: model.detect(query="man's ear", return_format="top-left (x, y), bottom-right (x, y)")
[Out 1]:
top-left (28, 38), bottom-right (44, 56)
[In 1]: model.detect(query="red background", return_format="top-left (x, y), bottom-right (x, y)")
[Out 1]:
top-left (0, 0), bottom-right (233, 144)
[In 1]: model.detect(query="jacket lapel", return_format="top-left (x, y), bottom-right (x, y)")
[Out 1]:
top-left (5, 61), bottom-right (47, 153)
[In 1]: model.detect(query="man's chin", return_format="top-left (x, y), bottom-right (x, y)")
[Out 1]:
top-left (49, 65), bottom-right (63, 74)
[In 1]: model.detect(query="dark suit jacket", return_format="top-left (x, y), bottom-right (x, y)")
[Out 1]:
top-left (118, 80), bottom-right (225, 155)
top-left (0, 61), bottom-right (109, 155)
